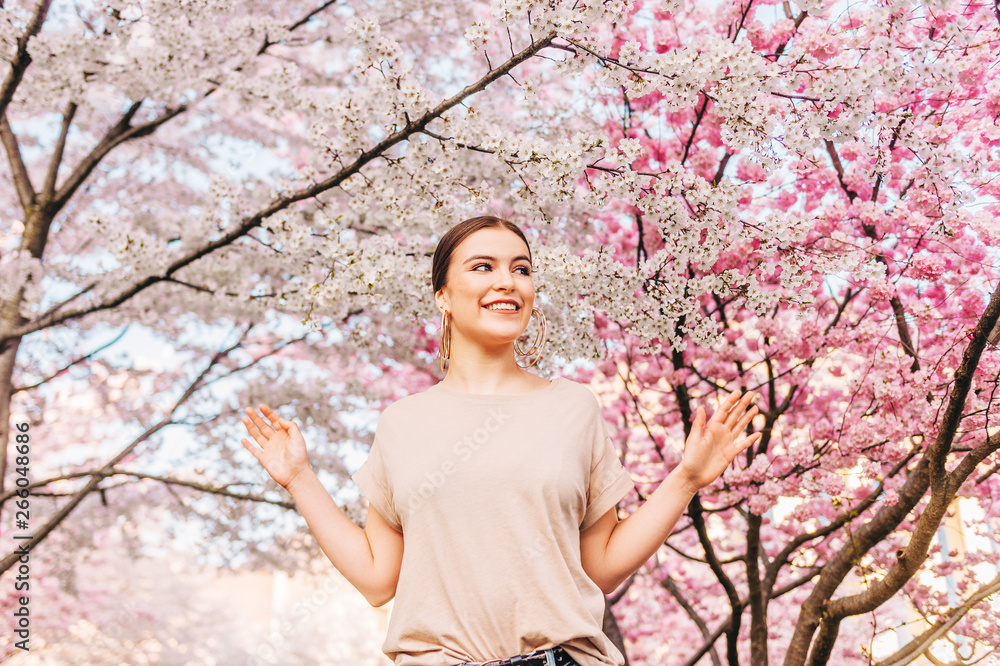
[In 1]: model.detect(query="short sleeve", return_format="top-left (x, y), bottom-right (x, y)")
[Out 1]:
top-left (580, 419), bottom-right (635, 532)
top-left (351, 433), bottom-right (402, 533)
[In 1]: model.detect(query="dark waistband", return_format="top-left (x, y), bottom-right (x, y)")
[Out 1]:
top-left (459, 645), bottom-right (574, 666)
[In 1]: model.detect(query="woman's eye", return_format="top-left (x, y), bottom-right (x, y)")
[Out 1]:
top-left (471, 263), bottom-right (530, 275)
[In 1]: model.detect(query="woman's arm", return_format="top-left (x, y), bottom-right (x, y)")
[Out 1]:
top-left (242, 404), bottom-right (404, 607)
top-left (581, 390), bottom-right (759, 594)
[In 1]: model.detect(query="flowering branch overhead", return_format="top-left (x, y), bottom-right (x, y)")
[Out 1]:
top-left (1, 0), bottom-right (999, 662)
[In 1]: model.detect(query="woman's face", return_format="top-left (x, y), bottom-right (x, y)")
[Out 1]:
top-left (435, 227), bottom-right (535, 350)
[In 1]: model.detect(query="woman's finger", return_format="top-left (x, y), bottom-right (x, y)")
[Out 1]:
top-left (241, 437), bottom-right (264, 461)
top-left (724, 391), bottom-right (756, 429)
top-left (259, 404), bottom-right (283, 429)
top-left (709, 390), bottom-right (740, 424)
top-left (255, 404), bottom-right (279, 430)
top-left (733, 404), bottom-right (758, 434)
top-left (242, 412), bottom-right (267, 444)
top-left (245, 406), bottom-right (275, 436)
top-left (734, 432), bottom-right (762, 454)
top-left (689, 406), bottom-right (706, 446)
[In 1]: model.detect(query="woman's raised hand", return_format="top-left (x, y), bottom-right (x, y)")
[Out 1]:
top-left (241, 404), bottom-right (311, 490)
top-left (676, 389), bottom-right (762, 492)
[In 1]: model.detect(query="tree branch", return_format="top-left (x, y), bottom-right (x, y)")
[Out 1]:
top-left (927, 286), bottom-right (1000, 490)
top-left (662, 575), bottom-right (723, 666)
top-left (826, 432), bottom-right (1000, 621)
top-left (0, 468), bottom-right (295, 510)
top-left (9, 0), bottom-right (346, 240)
top-left (109, 469), bottom-right (296, 510)
top-left (747, 511), bottom-right (768, 663)
top-left (783, 284), bottom-right (1000, 665)
top-left (824, 139), bottom-right (860, 203)
top-left (50, 101), bottom-right (187, 212)
top-left (689, 494), bottom-right (743, 664)
top-left (0, 0), bottom-right (52, 120)
top-left (40, 101), bottom-right (77, 200)
top-left (827, 137), bottom-right (920, 371)
top-left (10, 326), bottom-right (128, 394)
top-left (0, 326), bottom-right (252, 573)
top-left (0, 30), bottom-right (558, 349)
top-left (875, 571), bottom-right (1000, 666)
top-left (683, 567), bottom-right (823, 666)
top-left (681, 93), bottom-right (710, 165)
top-left (805, 617), bottom-right (841, 666)
top-left (949, 430), bottom-right (1000, 492)
top-left (772, 10), bottom-right (808, 60)
top-left (279, 0), bottom-right (340, 41)
top-left (0, 113), bottom-right (36, 211)
top-left (763, 449), bottom-right (917, 595)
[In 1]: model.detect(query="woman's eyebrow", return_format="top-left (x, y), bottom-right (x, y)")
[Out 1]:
top-left (463, 254), bottom-right (531, 264)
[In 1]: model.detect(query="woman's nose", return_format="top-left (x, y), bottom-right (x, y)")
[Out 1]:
top-left (493, 267), bottom-right (516, 289)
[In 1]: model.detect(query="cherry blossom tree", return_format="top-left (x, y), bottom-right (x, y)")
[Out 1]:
top-left (1, 0), bottom-right (999, 664)
top-left (565, 1), bottom-right (1000, 664)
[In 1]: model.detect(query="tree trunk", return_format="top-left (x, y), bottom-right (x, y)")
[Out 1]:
top-left (0, 337), bottom-right (22, 502)
top-left (0, 209), bottom-right (55, 504)
top-left (746, 512), bottom-right (768, 665)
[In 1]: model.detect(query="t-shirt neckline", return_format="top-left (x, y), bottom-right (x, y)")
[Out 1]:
top-left (431, 376), bottom-right (562, 402)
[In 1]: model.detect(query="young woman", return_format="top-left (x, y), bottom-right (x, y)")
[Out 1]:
top-left (240, 216), bottom-right (761, 666)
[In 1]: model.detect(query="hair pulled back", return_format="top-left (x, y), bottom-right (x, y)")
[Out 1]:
top-left (431, 216), bottom-right (532, 294)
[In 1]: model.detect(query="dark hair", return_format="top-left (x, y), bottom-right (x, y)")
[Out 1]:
top-left (431, 216), bottom-right (532, 293)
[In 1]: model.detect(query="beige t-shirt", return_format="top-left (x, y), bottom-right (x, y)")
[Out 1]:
top-left (351, 376), bottom-right (635, 666)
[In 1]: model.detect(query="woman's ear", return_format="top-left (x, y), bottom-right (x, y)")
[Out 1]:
top-left (434, 287), bottom-right (448, 314)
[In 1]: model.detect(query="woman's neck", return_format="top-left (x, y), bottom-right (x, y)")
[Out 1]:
top-left (441, 337), bottom-right (534, 394)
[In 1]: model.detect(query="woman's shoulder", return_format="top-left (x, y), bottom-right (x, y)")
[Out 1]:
top-left (553, 376), bottom-right (605, 406)
top-left (379, 384), bottom-right (439, 418)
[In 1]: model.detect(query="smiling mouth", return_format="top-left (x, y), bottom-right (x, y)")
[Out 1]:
top-left (483, 304), bottom-right (520, 312)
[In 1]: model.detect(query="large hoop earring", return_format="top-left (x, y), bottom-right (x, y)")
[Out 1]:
top-left (515, 307), bottom-right (547, 369)
top-left (439, 310), bottom-right (452, 373)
